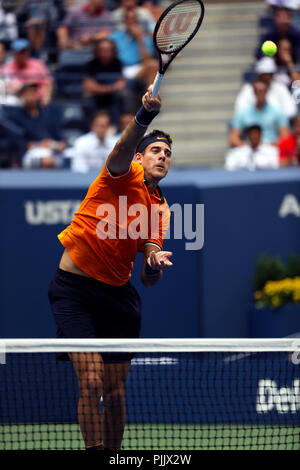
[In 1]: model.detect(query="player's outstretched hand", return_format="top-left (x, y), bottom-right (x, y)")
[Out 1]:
top-left (142, 85), bottom-right (161, 113)
top-left (148, 250), bottom-right (173, 271)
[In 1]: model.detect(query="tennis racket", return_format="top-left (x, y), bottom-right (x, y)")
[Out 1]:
top-left (152, 0), bottom-right (205, 97)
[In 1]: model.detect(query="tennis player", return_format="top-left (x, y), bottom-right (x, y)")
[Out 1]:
top-left (48, 86), bottom-right (173, 451)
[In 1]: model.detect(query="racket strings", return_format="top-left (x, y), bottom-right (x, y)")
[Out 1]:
top-left (156, 0), bottom-right (202, 53)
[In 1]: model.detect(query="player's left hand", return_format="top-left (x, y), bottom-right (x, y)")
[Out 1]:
top-left (147, 250), bottom-right (173, 271)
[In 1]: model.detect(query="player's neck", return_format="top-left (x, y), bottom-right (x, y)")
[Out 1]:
top-left (144, 176), bottom-right (159, 193)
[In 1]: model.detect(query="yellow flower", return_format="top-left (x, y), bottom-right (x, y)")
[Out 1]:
top-left (271, 296), bottom-right (281, 307)
top-left (254, 291), bottom-right (262, 300)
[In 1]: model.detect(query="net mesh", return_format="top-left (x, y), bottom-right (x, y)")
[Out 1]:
top-left (156, 0), bottom-right (203, 53)
top-left (0, 340), bottom-right (299, 451)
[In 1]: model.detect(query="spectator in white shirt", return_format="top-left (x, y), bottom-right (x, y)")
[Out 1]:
top-left (234, 57), bottom-right (297, 119)
top-left (225, 124), bottom-right (280, 170)
top-left (71, 110), bottom-right (117, 172)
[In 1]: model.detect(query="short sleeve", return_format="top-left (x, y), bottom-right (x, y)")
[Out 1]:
top-left (86, 161), bottom-right (142, 198)
top-left (276, 108), bottom-right (289, 128)
top-left (231, 110), bottom-right (245, 130)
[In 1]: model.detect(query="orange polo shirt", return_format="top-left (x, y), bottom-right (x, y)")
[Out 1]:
top-left (58, 161), bottom-right (170, 286)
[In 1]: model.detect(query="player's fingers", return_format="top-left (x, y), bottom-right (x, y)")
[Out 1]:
top-left (149, 251), bottom-right (160, 268)
top-left (162, 257), bottom-right (173, 266)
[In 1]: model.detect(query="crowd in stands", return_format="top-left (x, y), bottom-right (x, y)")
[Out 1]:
top-left (1, 1), bottom-right (300, 171)
top-left (0, 0), bottom-right (162, 170)
top-left (226, 1), bottom-right (300, 170)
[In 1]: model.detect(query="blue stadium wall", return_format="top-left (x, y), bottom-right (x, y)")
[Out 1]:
top-left (0, 168), bottom-right (300, 339)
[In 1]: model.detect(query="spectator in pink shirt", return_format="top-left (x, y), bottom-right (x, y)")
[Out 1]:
top-left (2, 38), bottom-right (53, 105)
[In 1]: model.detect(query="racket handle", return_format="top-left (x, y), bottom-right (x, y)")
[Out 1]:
top-left (151, 72), bottom-right (164, 98)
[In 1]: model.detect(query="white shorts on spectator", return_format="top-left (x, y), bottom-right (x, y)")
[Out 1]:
top-left (23, 148), bottom-right (64, 169)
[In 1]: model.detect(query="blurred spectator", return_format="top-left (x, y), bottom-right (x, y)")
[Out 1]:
top-left (111, 0), bottom-right (155, 34)
top-left (15, 0), bottom-right (58, 57)
top-left (266, 0), bottom-right (300, 9)
top-left (229, 80), bottom-right (289, 147)
top-left (0, 41), bottom-right (6, 69)
top-left (115, 110), bottom-right (135, 138)
top-left (0, 41), bottom-right (21, 106)
top-left (141, 0), bottom-right (164, 22)
top-left (8, 83), bottom-right (66, 169)
top-left (1, 39), bottom-right (53, 105)
top-left (83, 38), bottom-right (126, 124)
top-left (235, 57), bottom-right (297, 119)
top-left (110, 8), bottom-right (157, 85)
top-left (57, 0), bottom-right (111, 50)
top-left (256, 7), bottom-right (300, 62)
top-left (278, 114), bottom-right (300, 164)
top-left (70, 110), bottom-right (116, 172)
top-left (225, 125), bottom-right (280, 170)
top-left (274, 38), bottom-right (300, 87)
top-left (0, 2), bottom-right (18, 43)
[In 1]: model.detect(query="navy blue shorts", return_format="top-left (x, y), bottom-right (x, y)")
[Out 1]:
top-left (48, 268), bottom-right (142, 363)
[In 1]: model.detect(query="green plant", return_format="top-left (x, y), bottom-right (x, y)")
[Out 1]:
top-left (254, 254), bottom-right (286, 291)
top-left (286, 254), bottom-right (300, 278)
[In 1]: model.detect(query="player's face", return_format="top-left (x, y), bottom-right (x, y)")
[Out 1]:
top-left (136, 142), bottom-right (171, 182)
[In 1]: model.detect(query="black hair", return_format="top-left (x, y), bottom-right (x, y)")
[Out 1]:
top-left (245, 124), bottom-right (262, 134)
top-left (136, 129), bottom-right (172, 154)
top-left (91, 110), bottom-right (111, 124)
top-left (93, 38), bottom-right (117, 59)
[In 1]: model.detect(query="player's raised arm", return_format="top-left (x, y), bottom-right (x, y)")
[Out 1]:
top-left (106, 86), bottom-right (161, 176)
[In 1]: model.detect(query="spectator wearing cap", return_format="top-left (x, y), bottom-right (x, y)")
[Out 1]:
top-left (229, 79), bottom-right (289, 147)
top-left (8, 83), bottom-right (67, 169)
top-left (1, 38), bottom-right (53, 105)
top-left (57, 0), bottom-right (111, 50)
top-left (70, 110), bottom-right (117, 172)
top-left (266, 1), bottom-right (300, 10)
top-left (235, 57), bottom-right (297, 120)
top-left (225, 124), bottom-right (280, 170)
top-left (111, 0), bottom-right (155, 34)
top-left (256, 6), bottom-right (300, 62)
top-left (278, 114), bottom-right (300, 165)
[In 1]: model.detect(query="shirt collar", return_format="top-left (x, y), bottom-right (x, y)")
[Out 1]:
top-left (144, 177), bottom-right (164, 204)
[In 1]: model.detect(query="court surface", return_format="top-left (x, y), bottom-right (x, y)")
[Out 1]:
top-left (1, 423), bottom-right (299, 450)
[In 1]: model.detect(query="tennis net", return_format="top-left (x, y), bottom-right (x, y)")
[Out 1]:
top-left (0, 339), bottom-right (299, 451)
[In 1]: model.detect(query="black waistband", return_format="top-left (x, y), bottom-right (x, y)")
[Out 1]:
top-left (56, 268), bottom-right (129, 289)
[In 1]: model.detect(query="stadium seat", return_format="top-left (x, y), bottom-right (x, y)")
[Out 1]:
top-left (58, 49), bottom-right (93, 67)
top-left (61, 128), bottom-right (83, 146)
top-left (55, 66), bottom-right (86, 98)
top-left (61, 102), bottom-right (86, 131)
top-left (243, 69), bottom-right (255, 83)
top-left (259, 16), bottom-right (273, 29)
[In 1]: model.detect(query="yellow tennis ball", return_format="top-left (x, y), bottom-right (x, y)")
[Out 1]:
top-left (261, 41), bottom-right (277, 57)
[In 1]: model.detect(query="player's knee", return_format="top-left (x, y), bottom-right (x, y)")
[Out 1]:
top-left (104, 385), bottom-right (126, 406)
top-left (82, 374), bottom-right (103, 397)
